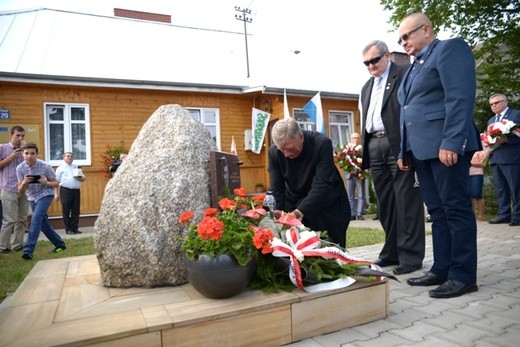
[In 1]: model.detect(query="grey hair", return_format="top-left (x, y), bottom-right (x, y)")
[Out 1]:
top-left (271, 118), bottom-right (302, 148)
top-left (362, 40), bottom-right (388, 56)
top-left (489, 93), bottom-right (508, 102)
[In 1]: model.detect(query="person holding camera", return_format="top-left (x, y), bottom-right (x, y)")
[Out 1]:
top-left (17, 143), bottom-right (66, 260)
top-left (0, 126), bottom-right (29, 254)
top-left (109, 152), bottom-right (127, 173)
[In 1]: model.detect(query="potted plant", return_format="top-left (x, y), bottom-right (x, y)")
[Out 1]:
top-left (178, 188), bottom-right (395, 299)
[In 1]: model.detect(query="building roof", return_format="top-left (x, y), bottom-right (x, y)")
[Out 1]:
top-left (0, 7), bottom-right (358, 100)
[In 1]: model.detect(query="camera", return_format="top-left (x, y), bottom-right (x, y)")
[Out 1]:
top-left (27, 175), bottom-right (41, 183)
top-left (109, 159), bottom-right (122, 173)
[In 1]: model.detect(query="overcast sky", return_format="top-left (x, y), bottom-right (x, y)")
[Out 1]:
top-left (0, 0), bottom-right (448, 93)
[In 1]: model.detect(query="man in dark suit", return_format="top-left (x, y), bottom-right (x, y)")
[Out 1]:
top-left (487, 93), bottom-right (520, 226)
top-left (360, 40), bottom-right (425, 275)
top-left (268, 117), bottom-right (350, 248)
top-left (397, 13), bottom-right (481, 298)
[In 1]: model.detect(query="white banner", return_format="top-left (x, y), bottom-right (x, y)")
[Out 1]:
top-left (251, 108), bottom-right (270, 154)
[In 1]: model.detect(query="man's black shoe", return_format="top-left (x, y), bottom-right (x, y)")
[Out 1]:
top-left (428, 279), bottom-right (478, 298)
top-left (1, 249), bottom-right (12, 254)
top-left (393, 264), bottom-right (422, 275)
top-left (489, 218), bottom-right (510, 224)
top-left (66, 230), bottom-right (73, 234)
top-left (509, 220), bottom-right (520, 226)
top-left (373, 259), bottom-right (399, 267)
top-left (407, 271), bottom-right (446, 286)
top-left (22, 253), bottom-right (33, 260)
top-left (73, 230), bottom-right (83, 234)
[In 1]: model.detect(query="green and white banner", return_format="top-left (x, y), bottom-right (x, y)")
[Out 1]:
top-left (251, 108), bottom-right (270, 154)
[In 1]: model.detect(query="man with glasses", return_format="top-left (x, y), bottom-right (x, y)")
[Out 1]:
top-left (268, 117), bottom-right (350, 248)
top-left (396, 12), bottom-right (481, 299)
top-left (486, 94), bottom-right (520, 226)
top-left (359, 40), bottom-right (425, 276)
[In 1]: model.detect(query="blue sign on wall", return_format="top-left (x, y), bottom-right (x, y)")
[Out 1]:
top-left (0, 109), bottom-right (10, 120)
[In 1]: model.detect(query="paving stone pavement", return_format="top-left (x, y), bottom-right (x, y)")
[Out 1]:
top-left (50, 219), bottom-right (520, 346)
top-left (285, 219), bottom-right (520, 347)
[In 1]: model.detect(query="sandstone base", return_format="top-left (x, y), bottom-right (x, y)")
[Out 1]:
top-left (0, 255), bottom-right (388, 346)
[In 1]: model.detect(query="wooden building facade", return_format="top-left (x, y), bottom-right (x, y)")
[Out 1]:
top-left (0, 74), bottom-right (360, 224)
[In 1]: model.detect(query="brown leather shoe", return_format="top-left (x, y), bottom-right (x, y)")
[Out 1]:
top-left (407, 271), bottom-right (446, 286)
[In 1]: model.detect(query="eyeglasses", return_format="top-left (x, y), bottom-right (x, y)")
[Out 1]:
top-left (398, 24), bottom-right (425, 45)
top-left (489, 100), bottom-right (506, 107)
top-left (363, 55), bottom-right (384, 66)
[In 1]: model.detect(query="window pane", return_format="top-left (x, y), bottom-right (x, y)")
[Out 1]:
top-left (48, 106), bottom-right (64, 121)
top-left (330, 125), bottom-right (340, 147)
top-left (207, 125), bottom-right (217, 145)
top-left (188, 110), bottom-right (201, 122)
top-left (71, 107), bottom-right (85, 121)
top-left (294, 110), bottom-right (311, 122)
top-left (71, 124), bottom-right (87, 160)
top-left (202, 110), bottom-right (216, 123)
top-left (49, 124), bottom-right (64, 160)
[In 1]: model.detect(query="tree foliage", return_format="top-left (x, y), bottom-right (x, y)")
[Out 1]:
top-left (379, 0), bottom-right (520, 131)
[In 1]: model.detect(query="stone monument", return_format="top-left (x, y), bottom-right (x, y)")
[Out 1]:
top-left (95, 104), bottom-right (217, 287)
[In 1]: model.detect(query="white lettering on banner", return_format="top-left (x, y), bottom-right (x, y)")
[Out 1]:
top-left (251, 108), bottom-right (270, 154)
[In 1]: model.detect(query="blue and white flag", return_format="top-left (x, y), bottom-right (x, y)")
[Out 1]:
top-left (303, 92), bottom-right (325, 134)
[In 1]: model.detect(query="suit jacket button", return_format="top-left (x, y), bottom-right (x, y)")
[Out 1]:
top-left (404, 105), bottom-right (408, 110)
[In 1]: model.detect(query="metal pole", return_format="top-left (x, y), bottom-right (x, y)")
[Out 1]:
top-left (235, 6), bottom-right (252, 78)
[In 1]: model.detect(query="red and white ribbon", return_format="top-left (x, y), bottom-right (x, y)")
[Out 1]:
top-left (270, 227), bottom-right (373, 292)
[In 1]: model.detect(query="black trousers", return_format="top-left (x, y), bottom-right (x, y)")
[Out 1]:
top-left (60, 187), bottom-right (80, 232)
top-left (368, 136), bottom-right (425, 267)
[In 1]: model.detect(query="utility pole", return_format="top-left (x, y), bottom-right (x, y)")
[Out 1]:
top-left (234, 6), bottom-right (252, 78)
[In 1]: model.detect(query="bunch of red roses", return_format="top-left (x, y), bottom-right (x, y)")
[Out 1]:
top-left (333, 143), bottom-right (368, 180)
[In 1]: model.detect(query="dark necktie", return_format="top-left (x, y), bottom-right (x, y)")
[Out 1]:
top-left (495, 114), bottom-right (501, 122)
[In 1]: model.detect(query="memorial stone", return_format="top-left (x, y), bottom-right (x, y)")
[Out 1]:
top-left (95, 104), bottom-right (217, 287)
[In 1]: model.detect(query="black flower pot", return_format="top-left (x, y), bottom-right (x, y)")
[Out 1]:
top-left (185, 254), bottom-right (256, 299)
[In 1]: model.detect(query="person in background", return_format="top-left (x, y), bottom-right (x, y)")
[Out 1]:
top-left (55, 152), bottom-right (85, 235)
top-left (469, 148), bottom-right (490, 221)
top-left (109, 152), bottom-right (127, 173)
top-left (360, 39), bottom-right (425, 275)
top-left (0, 126), bottom-right (29, 254)
top-left (486, 94), bottom-right (520, 226)
top-left (397, 13), bottom-right (481, 298)
top-left (17, 143), bottom-right (66, 260)
top-left (268, 117), bottom-right (350, 248)
top-left (345, 132), bottom-right (366, 220)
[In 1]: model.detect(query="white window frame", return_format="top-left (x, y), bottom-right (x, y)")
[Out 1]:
top-left (44, 103), bottom-right (91, 167)
top-left (186, 107), bottom-right (221, 151)
top-left (293, 108), bottom-right (316, 131)
top-left (329, 110), bottom-right (354, 148)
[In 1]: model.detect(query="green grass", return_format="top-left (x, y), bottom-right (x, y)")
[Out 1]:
top-left (0, 227), bottom-right (385, 303)
top-left (347, 227), bottom-right (385, 248)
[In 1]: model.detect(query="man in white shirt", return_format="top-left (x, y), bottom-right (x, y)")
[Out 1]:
top-left (55, 152), bottom-right (85, 234)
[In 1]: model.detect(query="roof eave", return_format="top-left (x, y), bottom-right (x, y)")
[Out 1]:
top-left (0, 72), bottom-right (248, 94)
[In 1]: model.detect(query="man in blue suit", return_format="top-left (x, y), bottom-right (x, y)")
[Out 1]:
top-left (396, 13), bottom-right (481, 298)
top-left (487, 93), bottom-right (520, 226)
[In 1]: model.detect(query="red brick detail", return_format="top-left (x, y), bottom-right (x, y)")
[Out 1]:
top-left (114, 8), bottom-right (171, 23)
